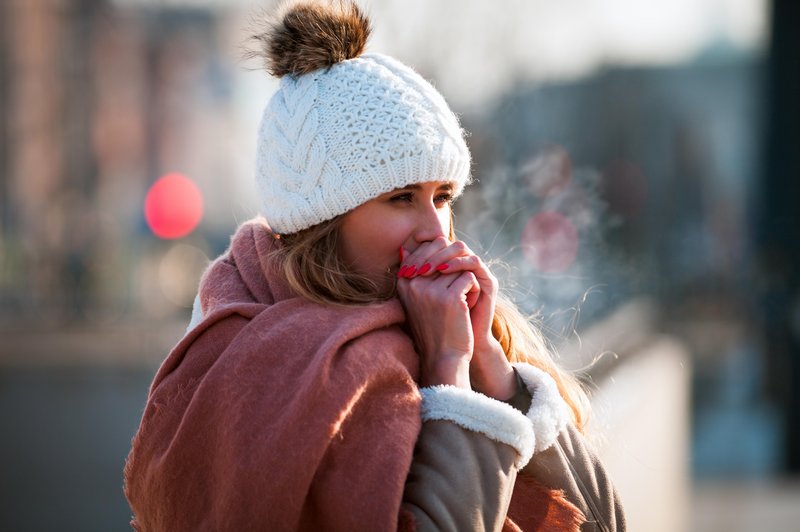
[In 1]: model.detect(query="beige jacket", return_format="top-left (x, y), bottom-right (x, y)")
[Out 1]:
top-left (402, 369), bottom-right (626, 531)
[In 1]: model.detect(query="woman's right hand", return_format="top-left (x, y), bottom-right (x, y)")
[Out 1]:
top-left (396, 238), bottom-right (479, 390)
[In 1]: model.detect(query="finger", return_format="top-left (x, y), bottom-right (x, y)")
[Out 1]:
top-left (399, 236), bottom-right (450, 277)
top-left (465, 282), bottom-right (480, 309)
top-left (432, 254), bottom-right (482, 276)
top-left (435, 254), bottom-right (495, 287)
top-left (408, 240), bottom-right (473, 278)
top-left (438, 266), bottom-right (480, 309)
top-left (445, 271), bottom-right (479, 304)
top-left (441, 255), bottom-right (499, 309)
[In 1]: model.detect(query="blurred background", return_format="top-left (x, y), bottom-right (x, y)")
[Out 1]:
top-left (1, 0), bottom-right (798, 530)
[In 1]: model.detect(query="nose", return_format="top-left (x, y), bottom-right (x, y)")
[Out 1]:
top-left (412, 202), bottom-right (450, 244)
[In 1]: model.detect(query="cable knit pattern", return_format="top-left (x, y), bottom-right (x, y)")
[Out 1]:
top-left (420, 385), bottom-right (536, 469)
top-left (512, 363), bottom-right (572, 453)
top-left (256, 52), bottom-right (472, 234)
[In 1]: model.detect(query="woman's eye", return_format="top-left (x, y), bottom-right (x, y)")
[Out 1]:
top-left (435, 193), bottom-right (454, 205)
top-left (390, 193), bottom-right (413, 203)
top-left (389, 192), bottom-right (452, 205)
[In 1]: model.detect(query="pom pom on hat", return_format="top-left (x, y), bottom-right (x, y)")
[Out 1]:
top-left (251, 0), bottom-right (371, 77)
top-left (250, 0), bottom-right (472, 234)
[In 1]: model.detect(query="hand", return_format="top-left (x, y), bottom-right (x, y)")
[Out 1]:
top-left (396, 238), bottom-right (477, 389)
top-left (399, 240), bottom-right (516, 400)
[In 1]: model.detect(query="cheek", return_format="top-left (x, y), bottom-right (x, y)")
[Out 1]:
top-left (340, 215), bottom-right (408, 273)
top-left (365, 223), bottom-right (407, 266)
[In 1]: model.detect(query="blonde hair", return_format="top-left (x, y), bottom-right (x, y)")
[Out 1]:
top-left (270, 216), bottom-right (590, 430)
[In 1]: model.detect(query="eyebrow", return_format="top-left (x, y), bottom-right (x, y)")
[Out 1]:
top-left (395, 183), bottom-right (454, 192)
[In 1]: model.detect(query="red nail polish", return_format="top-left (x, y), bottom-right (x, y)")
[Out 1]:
top-left (405, 265), bottom-right (417, 277)
top-left (397, 265), bottom-right (409, 278)
top-left (417, 263), bottom-right (431, 275)
top-left (399, 247), bottom-right (405, 262)
top-left (436, 263), bottom-right (449, 271)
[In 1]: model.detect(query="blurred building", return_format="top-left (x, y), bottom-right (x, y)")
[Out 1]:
top-left (1, 0), bottom-right (244, 326)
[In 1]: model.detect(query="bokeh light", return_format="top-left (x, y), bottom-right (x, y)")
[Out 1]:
top-left (521, 210), bottom-right (579, 273)
top-left (144, 172), bottom-right (204, 239)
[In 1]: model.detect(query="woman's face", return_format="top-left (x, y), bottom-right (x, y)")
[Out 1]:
top-left (338, 181), bottom-right (455, 294)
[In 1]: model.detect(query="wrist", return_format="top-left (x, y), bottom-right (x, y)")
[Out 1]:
top-left (421, 352), bottom-right (471, 389)
top-left (471, 340), bottom-right (516, 401)
top-left (476, 366), bottom-right (516, 401)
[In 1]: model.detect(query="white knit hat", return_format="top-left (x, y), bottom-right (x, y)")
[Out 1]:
top-left (252, 1), bottom-right (471, 234)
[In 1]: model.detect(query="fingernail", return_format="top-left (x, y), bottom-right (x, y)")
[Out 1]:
top-left (436, 263), bottom-right (449, 271)
top-left (399, 247), bottom-right (405, 262)
top-left (417, 263), bottom-right (431, 275)
top-left (397, 265), bottom-right (409, 278)
top-left (404, 265), bottom-right (417, 277)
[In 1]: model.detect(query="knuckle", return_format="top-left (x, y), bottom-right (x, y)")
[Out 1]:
top-left (432, 235), bottom-right (449, 248)
top-left (452, 241), bottom-right (468, 253)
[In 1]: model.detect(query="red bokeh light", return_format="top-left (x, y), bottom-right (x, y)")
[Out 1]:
top-left (144, 172), bottom-right (203, 239)
top-left (521, 210), bottom-right (579, 273)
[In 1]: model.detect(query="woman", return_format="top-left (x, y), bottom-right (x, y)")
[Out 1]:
top-left (124, 1), bottom-right (626, 530)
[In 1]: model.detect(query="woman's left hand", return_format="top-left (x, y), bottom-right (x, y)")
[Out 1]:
top-left (400, 242), bottom-right (516, 400)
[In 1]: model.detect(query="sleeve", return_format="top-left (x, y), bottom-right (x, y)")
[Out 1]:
top-left (400, 386), bottom-right (535, 532)
top-left (503, 367), bottom-right (533, 413)
top-left (507, 363), bottom-right (627, 532)
top-left (519, 425), bottom-right (626, 532)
